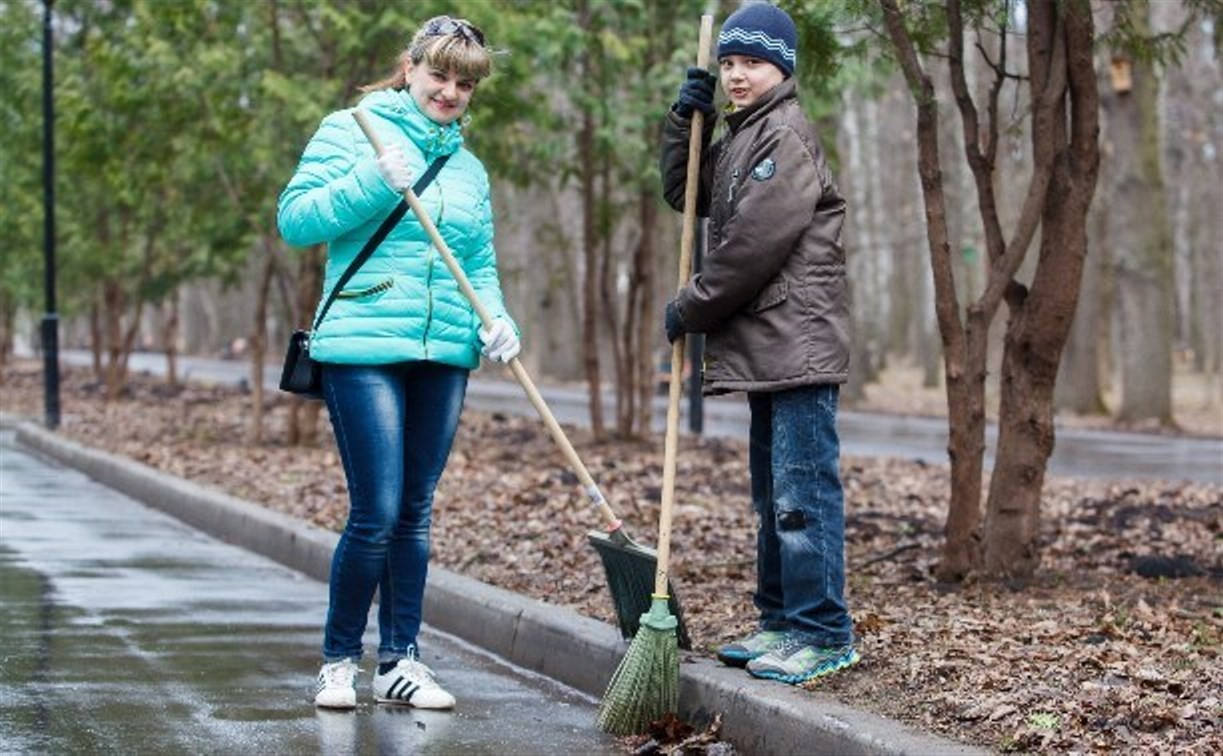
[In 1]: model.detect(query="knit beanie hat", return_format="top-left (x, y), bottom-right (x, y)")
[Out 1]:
top-left (716, 2), bottom-right (798, 78)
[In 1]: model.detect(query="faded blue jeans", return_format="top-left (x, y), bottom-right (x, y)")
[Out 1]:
top-left (747, 384), bottom-right (853, 647)
top-left (321, 361), bottom-right (468, 663)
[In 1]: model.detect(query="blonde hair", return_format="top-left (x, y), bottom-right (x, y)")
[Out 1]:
top-left (361, 17), bottom-right (492, 92)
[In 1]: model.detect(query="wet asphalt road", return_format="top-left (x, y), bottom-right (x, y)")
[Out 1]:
top-left (0, 431), bottom-right (620, 754)
top-left (70, 351), bottom-right (1223, 484)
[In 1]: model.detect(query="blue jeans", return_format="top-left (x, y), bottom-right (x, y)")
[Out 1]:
top-left (321, 361), bottom-right (468, 662)
top-left (747, 384), bottom-right (853, 647)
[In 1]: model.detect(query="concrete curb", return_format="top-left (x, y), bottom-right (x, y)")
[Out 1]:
top-left (6, 414), bottom-right (982, 755)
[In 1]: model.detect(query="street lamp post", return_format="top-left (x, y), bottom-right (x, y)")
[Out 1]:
top-left (41, 0), bottom-right (60, 429)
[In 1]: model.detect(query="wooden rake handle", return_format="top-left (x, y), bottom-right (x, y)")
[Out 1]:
top-left (352, 110), bottom-right (620, 530)
top-left (654, 14), bottom-right (714, 598)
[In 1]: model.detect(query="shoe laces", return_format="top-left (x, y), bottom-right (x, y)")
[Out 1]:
top-left (395, 658), bottom-right (441, 687)
top-left (769, 635), bottom-right (810, 659)
top-left (322, 660), bottom-right (357, 687)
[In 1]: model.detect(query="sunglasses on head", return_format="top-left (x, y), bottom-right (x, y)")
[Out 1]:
top-left (424, 16), bottom-right (485, 46)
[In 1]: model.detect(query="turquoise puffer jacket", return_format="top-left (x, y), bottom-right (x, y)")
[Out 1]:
top-left (277, 88), bottom-right (515, 368)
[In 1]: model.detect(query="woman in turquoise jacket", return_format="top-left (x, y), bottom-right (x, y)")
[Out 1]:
top-left (277, 16), bottom-right (518, 712)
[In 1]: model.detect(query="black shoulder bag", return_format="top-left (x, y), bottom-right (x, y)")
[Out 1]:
top-left (279, 154), bottom-right (450, 399)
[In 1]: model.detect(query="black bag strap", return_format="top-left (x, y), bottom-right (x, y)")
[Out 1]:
top-left (310, 153), bottom-right (451, 332)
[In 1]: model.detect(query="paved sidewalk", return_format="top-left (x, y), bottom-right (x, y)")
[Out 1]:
top-left (0, 428), bottom-right (620, 754)
top-left (3, 414), bottom-right (983, 755)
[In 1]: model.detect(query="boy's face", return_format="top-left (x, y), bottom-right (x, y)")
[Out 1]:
top-left (719, 54), bottom-right (785, 110)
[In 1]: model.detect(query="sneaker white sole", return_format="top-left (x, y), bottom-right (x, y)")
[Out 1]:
top-left (748, 648), bottom-right (861, 685)
top-left (374, 693), bottom-right (455, 710)
top-left (374, 675), bottom-right (457, 704)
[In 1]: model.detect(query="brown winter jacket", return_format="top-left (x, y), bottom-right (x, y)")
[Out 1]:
top-left (661, 78), bottom-right (850, 395)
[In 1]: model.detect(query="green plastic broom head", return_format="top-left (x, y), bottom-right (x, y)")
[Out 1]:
top-left (595, 596), bottom-right (680, 735)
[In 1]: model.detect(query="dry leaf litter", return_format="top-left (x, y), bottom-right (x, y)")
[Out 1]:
top-left (1, 364), bottom-right (1219, 754)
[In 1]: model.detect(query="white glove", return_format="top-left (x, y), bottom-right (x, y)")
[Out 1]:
top-left (478, 319), bottom-right (521, 363)
top-left (376, 146), bottom-right (413, 193)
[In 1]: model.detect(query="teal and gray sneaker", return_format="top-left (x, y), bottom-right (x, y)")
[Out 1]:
top-left (716, 629), bottom-right (788, 667)
top-left (746, 637), bottom-right (860, 685)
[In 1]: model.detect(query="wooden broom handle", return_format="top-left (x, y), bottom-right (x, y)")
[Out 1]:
top-left (353, 110), bottom-right (620, 530)
top-left (655, 14), bottom-right (714, 598)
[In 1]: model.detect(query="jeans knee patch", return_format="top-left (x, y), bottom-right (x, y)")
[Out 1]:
top-left (777, 509), bottom-right (806, 532)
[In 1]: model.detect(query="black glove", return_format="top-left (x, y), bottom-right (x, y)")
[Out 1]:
top-left (664, 300), bottom-right (685, 343)
top-left (672, 66), bottom-right (716, 119)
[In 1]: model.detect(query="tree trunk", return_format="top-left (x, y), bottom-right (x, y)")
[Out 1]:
top-left (0, 297), bottom-right (15, 381)
top-left (163, 294), bottom-right (180, 389)
top-left (1107, 9), bottom-right (1175, 426)
top-left (863, 94), bottom-right (893, 382)
top-left (101, 279), bottom-right (127, 400)
top-left (97, 218), bottom-right (157, 400)
top-left (982, 0), bottom-right (1100, 577)
top-left (1057, 75), bottom-right (1110, 418)
top-left (575, 0), bottom-right (604, 439)
top-left (1191, 193), bottom-right (1223, 373)
top-left (631, 190), bottom-right (659, 438)
top-left (1054, 194), bottom-right (1107, 415)
top-left (1152, 0), bottom-right (1219, 376)
top-left (598, 153), bottom-right (627, 438)
top-left (579, 113), bottom-right (604, 439)
top-left (288, 246), bottom-right (324, 447)
top-left (118, 295), bottom-right (144, 398)
top-left (248, 248), bottom-right (275, 446)
top-left (1190, 25), bottom-right (1222, 373)
top-left (880, 0), bottom-right (984, 581)
top-left (1183, 14), bottom-right (1222, 375)
top-left (839, 92), bottom-right (872, 401)
top-left (620, 225), bottom-right (640, 438)
top-left (918, 225), bottom-right (944, 390)
top-left (942, 324), bottom-right (989, 581)
top-left (985, 315), bottom-right (1053, 576)
top-left (89, 302), bottom-right (103, 378)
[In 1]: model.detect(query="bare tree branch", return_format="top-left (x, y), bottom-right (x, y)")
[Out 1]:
top-left (976, 0), bottom-right (1066, 320)
top-left (980, 10), bottom-right (1005, 168)
top-left (949, 0), bottom-right (1006, 271)
top-left (974, 41), bottom-right (1026, 82)
top-left (878, 0), bottom-right (966, 364)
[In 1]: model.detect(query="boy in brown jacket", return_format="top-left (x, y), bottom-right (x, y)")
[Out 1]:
top-left (660, 0), bottom-right (857, 685)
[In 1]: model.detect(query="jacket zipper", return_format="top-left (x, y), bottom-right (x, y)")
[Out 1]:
top-left (422, 184), bottom-right (445, 359)
top-left (424, 251), bottom-right (434, 359)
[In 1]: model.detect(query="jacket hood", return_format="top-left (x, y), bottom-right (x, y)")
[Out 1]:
top-left (358, 87), bottom-right (465, 158)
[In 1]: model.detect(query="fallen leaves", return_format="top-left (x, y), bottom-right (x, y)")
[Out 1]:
top-left (628, 712), bottom-right (730, 755)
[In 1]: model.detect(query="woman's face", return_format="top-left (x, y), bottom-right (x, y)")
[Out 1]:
top-left (719, 54), bottom-right (785, 110)
top-left (404, 61), bottom-right (478, 125)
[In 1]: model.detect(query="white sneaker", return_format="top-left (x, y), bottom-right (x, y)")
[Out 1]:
top-left (314, 659), bottom-right (358, 709)
top-left (372, 658), bottom-right (456, 709)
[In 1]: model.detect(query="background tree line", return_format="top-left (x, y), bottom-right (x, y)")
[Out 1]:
top-left (1, 0), bottom-right (1219, 578)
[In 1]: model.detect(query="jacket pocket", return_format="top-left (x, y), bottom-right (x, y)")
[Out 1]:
top-left (336, 278), bottom-right (394, 300)
top-left (752, 278), bottom-right (788, 312)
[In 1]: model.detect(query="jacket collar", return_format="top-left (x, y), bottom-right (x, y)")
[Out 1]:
top-left (358, 88), bottom-right (465, 158)
top-left (724, 78), bottom-right (797, 134)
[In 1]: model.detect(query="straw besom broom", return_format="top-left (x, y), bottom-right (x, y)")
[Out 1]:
top-left (596, 14), bottom-right (714, 736)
